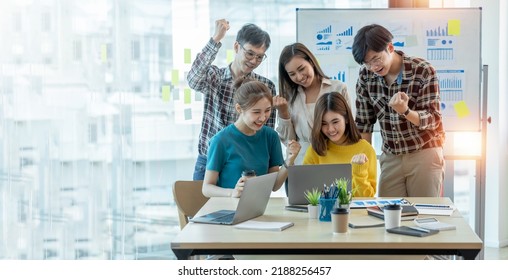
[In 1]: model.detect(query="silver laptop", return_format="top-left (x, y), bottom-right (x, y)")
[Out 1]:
top-left (190, 172), bottom-right (278, 225)
top-left (287, 163), bottom-right (352, 205)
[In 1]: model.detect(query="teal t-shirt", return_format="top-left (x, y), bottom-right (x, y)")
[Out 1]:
top-left (206, 124), bottom-right (284, 189)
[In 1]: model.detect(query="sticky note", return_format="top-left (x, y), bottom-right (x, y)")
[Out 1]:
top-left (448, 19), bottom-right (461, 36)
top-left (162, 85), bottom-right (170, 102)
top-left (195, 92), bottom-right (202, 101)
top-left (184, 48), bottom-right (191, 64)
top-left (101, 44), bottom-right (107, 62)
top-left (453, 100), bottom-right (470, 118)
top-left (184, 88), bottom-right (192, 104)
top-left (184, 108), bottom-right (192, 120)
top-left (405, 35), bottom-right (418, 47)
top-left (172, 70), bottom-right (179, 86)
top-left (226, 49), bottom-right (235, 64)
top-left (173, 88), bottom-right (180, 100)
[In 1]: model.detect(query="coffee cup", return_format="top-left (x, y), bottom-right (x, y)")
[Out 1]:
top-left (331, 207), bottom-right (349, 234)
top-left (383, 204), bottom-right (402, 229)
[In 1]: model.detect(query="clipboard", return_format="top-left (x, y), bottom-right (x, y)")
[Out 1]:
top-left (386, 226), bottom-right (439, 237)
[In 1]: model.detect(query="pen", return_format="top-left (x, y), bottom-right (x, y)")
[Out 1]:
top-left (408, 226), bottom-right (431, 233)
top-left (414, 203), bottom-right (452, 209)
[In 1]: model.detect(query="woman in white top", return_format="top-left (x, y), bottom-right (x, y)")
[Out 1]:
top-left (274, 43), bottom-right (349, 165)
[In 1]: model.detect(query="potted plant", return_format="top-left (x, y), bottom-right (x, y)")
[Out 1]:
top-left (304, 188), bottom-right (321, 219)
top-left (335, 177), bottom-right (352, 210)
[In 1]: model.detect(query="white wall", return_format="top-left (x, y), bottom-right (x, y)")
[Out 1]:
top-left (471, 0), bottom-right (508, 248)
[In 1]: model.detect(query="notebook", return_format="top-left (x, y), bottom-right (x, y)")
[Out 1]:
top-left (287, 163), bottom-right (352, 205)
top-left (190, 172), bottom-right (278, 225)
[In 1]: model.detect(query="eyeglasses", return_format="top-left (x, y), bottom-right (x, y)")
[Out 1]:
top-left (363, 55), bottom-right (384, 69)
top-left (240, 44), bottom-right (267, 62)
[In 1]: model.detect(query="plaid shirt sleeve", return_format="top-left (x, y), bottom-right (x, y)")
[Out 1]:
top-left (355, 67), bottom-right (377, 133)
top-left (186, 38), bottom-right (221, 93)
top-left (412, 61), bottom-right (442, 131)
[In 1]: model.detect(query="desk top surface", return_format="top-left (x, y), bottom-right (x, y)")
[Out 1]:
top-left (171, 197), bottom-right (482, 251)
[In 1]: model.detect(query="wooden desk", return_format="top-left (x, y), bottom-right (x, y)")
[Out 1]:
top-left (171, 197), bottom-right (482, 260)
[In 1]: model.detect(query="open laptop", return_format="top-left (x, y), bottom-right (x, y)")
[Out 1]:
top-left (190, 172), bottom-right (278, 225)
top-left (287, 163), bottom-right (352, 205)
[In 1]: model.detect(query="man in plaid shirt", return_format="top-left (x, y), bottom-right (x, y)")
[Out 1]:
top-left (187, 19), bottom-right (276, 180)
top-left (352, 24), bottom-right (445, 197)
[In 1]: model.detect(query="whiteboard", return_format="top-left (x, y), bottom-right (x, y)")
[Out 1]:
top-left (296, 8), bottom-right (482, 131)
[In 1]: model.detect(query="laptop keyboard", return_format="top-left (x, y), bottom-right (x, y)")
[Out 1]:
top-left (212, 212), bottom-right (235, 223)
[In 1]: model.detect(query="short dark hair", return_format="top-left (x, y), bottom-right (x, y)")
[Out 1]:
top-left (236, 23), bottom-right (271, 49)
top-left (311, 92), bottom-right (362, 156)
top-left (278, 43), bottom-right (329, 105)
top-left (352, 24), bottom-right (393, 65)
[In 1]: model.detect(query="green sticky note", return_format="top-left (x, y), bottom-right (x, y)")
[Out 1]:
top-left (453, 100), bottom-right (470, 118)
top-left (172, 70), bottom-right (179, 86)
top-left (184, 48), bottom-right (191, 64)
top-left (162, 85), bottom-right (170, 102)
top-left (226, 49), bottom-right (235, 64)
top-left (448, 19), bottom-right (461, 36)
top-left (184, 88), bottom-right (191, 104)
top-left (405, 35), bottom-right (418, 47)
top-left (184, 108), bottom-right (192, 120)
top-left (101, 44), bottom-right (108, 62)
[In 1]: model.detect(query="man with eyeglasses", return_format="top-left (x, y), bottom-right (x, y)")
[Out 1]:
top-left (352, 24), bottom-right (445, 197)
top-left (187, 19), bottom-right (276, 180)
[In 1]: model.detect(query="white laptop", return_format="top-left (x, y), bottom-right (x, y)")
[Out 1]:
top-left (190, 172), bottom-right (278, 225)
top-left (287, 164), bottom-right (352, 205)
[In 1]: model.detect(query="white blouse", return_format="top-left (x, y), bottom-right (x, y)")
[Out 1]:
top-left (276, 78), bottom-right (349, 165)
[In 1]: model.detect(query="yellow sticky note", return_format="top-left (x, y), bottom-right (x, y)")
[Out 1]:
top-left (184, 88), bottom-right (191, 104)
top-left (101, 44), bottom-right (107, 62)
top-left (184, 48), bottom-right (191, 64)
top-left (226, 49), bottom-right (235, 64)
top-left (172, 70), bottom-right (179, 86)
top-left (162, 85), bottom-right (170, 102)
top-left (448, 19), bottom-right (461, 36)
top-left (453, 101), bottom-right (470, 118)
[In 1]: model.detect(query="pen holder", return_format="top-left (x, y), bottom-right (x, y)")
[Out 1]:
top-left (318, 198), bottom-right (337, 222)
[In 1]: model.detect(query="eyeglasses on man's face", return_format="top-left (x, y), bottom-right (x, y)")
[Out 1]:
top-left (363, 55), bottom-right (384, 70)
top-left (240, 44), bottom-right (267, 62)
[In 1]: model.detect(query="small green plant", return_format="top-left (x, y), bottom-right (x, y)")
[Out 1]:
top-left (335, 177), bottom-right (352, 205)
top-left (304, 188), bottom-right (321, 206)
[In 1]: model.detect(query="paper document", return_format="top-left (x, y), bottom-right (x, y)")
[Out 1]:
top-left (233, 220), bottom-right (294, 231)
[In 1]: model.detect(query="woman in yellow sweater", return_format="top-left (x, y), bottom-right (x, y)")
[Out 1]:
top-left (303, 92), bottom-right (377, 197)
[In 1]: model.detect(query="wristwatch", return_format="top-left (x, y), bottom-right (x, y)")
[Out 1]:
top-left (402, 108), bottom-right (410, 116)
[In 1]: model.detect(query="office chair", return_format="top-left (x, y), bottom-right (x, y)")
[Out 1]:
top-left (172, 180), bottom-right (209, 229)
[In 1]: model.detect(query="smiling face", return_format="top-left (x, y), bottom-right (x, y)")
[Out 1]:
top-left (233, 42), bottom-right (267, 75)
top-left (284, 56), bottom-right (315, 88)
top-left (236, 97), bottom-right (272, 134)
top-left (321, 111), bottom-right (347, 145)
top-left (363, 43), bottom-right (394, 76)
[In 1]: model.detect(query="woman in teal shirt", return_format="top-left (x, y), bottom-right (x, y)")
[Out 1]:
top-left (203, 78), bottom-right (301, 198)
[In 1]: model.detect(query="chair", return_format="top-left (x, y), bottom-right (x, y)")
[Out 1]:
top-left (172, 180), bottom-right (209, 229)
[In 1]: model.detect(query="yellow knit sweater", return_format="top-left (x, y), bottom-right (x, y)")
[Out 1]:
top-left (303, 139), bottom-right (377, 197)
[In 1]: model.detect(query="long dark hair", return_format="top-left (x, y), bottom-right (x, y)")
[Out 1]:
top-left (311, 92), bottom-right (362, 156)
top-left (278, 43), bottom-right (328, 105)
